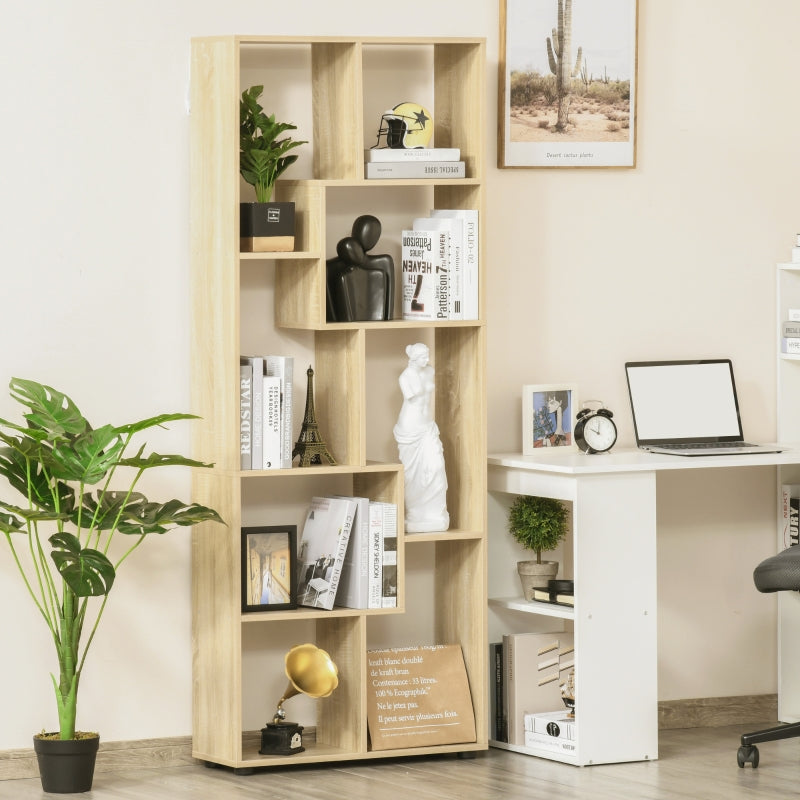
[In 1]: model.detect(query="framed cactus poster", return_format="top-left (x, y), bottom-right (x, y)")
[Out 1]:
top-left (498, 0), bottom-right (638, 168)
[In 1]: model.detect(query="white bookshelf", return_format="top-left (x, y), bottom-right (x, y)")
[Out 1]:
top-left (776, 264), bottom-right (800, 723)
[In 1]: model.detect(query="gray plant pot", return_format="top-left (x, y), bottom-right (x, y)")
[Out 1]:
top-left (33, 733), bottom-right (99, 794)
top-left (517, 560), bottom-right (559, 601)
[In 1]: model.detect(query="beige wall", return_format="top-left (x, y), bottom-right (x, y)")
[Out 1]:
top-left (0, 0), bottom-right (796, 750)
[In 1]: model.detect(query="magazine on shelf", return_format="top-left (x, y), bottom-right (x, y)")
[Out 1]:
top-left (297, 496), bottom-right (357, 610)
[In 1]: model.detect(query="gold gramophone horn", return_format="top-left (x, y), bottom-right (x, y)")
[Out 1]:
top-left (273, 643), bottom-right (339, 722)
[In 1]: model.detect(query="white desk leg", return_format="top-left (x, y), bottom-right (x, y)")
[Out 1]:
top-left (573, 471), bottom-right (658, 764)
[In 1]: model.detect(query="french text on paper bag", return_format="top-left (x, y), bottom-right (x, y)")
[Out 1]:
top-left (369, 646), bottom-right (460, 726)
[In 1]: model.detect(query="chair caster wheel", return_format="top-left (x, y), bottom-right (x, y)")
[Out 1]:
top-left (737, 745), bottom-right (759, 768)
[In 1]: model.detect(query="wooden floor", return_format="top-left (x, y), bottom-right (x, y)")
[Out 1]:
top-left (2, 724), bottom-right (798, 799)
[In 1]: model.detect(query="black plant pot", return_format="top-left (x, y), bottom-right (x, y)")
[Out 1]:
top-left (33, 733), bottom-right (99, 794)
top-left (240, 201), bottom-right (296, 252)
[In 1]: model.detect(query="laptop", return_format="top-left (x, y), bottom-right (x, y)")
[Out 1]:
top-left (625, 359), bottom-right (782, 456)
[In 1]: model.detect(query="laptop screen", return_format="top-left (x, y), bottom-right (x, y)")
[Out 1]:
top-left (625, 360), bottom-right (744, 445)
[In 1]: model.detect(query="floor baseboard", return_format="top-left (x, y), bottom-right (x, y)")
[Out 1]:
top-left (658, 694), bottom-right (777, 730)
top-left (0, 697), bottom-right (780, 781)
top-left (0, 735), bottom-right (195, 781)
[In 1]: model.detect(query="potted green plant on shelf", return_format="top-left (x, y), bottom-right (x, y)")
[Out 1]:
top-left (0, 378), bottom-right (223, 793)
top-left (507, 495), bottom-right (569, 601)
top-left (240, 84), bottom-right (307, 253)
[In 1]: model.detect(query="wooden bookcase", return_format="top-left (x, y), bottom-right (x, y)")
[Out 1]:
top-left (189, 35), bottom-right (487, 771)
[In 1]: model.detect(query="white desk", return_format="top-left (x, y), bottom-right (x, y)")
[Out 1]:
top-left (487, 446), bottom-right (800, 766)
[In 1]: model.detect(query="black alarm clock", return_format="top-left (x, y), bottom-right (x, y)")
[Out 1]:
top-left (574, 401), bottom-right (617, 454)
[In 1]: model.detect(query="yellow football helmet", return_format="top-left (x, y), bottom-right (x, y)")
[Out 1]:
top-left (373, 102), bottom-right (433, 149)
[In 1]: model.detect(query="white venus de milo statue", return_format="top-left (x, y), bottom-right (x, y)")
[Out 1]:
top-left (393, 343), bottom-right (449, 533)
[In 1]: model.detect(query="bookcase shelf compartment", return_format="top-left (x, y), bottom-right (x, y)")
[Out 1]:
top-left (191, 34), bottom-right (487, 771)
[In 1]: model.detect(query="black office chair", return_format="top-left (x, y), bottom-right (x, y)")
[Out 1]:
top-left (737, 545), bottom-right (800, 768)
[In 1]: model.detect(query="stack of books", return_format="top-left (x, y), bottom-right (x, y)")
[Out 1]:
top-left (781, 319), bottom-right (800, 355)
top-left (239, 355), bottom-right (293, 470)
top-left (523, 710), bottom-right (577, 754)
top-left (400, 209), bottom-right (479, 321)
top-left (297, 494), bottom-right (398, 610)
top-left (364, 147), bottom-right (465, 179)
top-left (490, 631), bottom-right (575, 746)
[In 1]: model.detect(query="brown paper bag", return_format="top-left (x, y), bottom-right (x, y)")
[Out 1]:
top-left (366, 644), bottom-right (476, 750)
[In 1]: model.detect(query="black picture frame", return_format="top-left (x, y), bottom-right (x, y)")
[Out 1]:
top-left (241, 525), bottom-right (297, 612)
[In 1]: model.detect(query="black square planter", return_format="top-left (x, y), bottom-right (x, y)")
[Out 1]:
top-left (240, 202), bottom-right (296, 252)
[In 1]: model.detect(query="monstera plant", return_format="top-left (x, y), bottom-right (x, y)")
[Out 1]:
top-left (0, 378), bottom-right (222, 790)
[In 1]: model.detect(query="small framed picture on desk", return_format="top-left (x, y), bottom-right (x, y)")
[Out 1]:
top-left (522, 384), bottom-right (578, 454)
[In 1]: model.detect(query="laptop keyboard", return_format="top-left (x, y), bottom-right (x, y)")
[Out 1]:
top-left (661, 442), bottom-right (758, 451)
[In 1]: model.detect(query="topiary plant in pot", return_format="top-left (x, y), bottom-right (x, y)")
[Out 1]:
top-left (0, 378), bottom-right (223, 793)
top-left (239, 84), bottom-right (307, 253)
top-left (507, 494), bottom-right (569, 601)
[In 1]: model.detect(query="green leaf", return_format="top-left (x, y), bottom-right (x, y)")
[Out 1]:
top-left (0, 509), bottom-right (27, 535)
top-left (118, 451), bottom-right (214, 471)
top-left (0, 500), bottom-right (69, 526)
top-left (49, 425), bottom-right (124, 484)
top-left (79, 490), bottom-right (147, 531)
top-left (115, 412), bottom-right (198, 436)
top-left (116, 499), bottom-right (224, 536)
top-left (9, 379), bottom-right (89, 438)
top-left (49, 532), bottom-right (115, 597)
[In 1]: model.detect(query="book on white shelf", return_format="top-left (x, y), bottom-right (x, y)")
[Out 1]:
top-left (430, 208), bottom-right (479, 320)
top-left (523, 729), bottom-right (577, 754)
top-left (525, 710), bottom-right (576, 740)
top-left (490, 642), bottom-right (507, 742)
top-left (792, 247), bottom-right (800, 264)
top-left (365, 147), bottom-right (460, 162)
top-left (788, 308), bottom-right (800, 322)
top-left (371, 501), bottom-right (398, 608)
top-left (414, 216), bottom-right (462, 319)
top-left (532, 586), bottom-right (574, 607)
top-left (261, 375), bottom-right (282, 470)
top-left (365, 161), bottom-right (465, 180)
top-left (400, 229), bottom-right (441, 321)
top-left (503, 631), bottom-right (575, 746)
top-left (782, 322), bottom-right (800, 338)
top-left (781, 484), bottom-right (800, 547)
top-left (336, 495), bottom-right (372, 609)
top-left (368, 502), bottom-right (384, 609)
top-left (239, 358), bottom-right (253, 470)
top-left (297, 496), bottom-right (357, 610)
top-left (265, 355), bottom-right (293, 469)
top-left (781, 338), bottom-right (800, 354)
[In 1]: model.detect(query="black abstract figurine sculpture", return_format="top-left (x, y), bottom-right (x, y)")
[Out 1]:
top-left (326, 214), bottom-right (394, 322)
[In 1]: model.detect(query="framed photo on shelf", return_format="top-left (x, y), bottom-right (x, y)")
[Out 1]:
top-left (522, 384), bottom-right (578, 454)
top-left (241, 525), bottom-right (297, 612)
top-left (498, 0), bottom-right (638, 168)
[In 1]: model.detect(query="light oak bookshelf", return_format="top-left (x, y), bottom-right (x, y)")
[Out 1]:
top-left (189, 35), bottom-right (487, 771)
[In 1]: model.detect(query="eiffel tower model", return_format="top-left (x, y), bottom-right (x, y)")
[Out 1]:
top-left (292, 366), bottom-right (336, 467)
